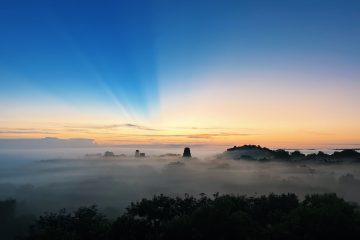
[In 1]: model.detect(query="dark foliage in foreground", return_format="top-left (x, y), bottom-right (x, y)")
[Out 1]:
top-left (0, 199), bottom-right (35, 240)
top-left (18, 193), bottom-right (360, 240)
top-left (27, 206), bottom-right (110, 240)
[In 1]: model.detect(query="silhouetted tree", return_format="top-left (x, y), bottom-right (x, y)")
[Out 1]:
top-left (25, 193), bottom-right (360, 240)
top-left (28, 205), bottom-right (110, 240)
top-left (0, 199), bottom-right (35, 240)
top-left (0, 199), bottom-right (16, 239)
top-left (273, 149), bottom-right (291, 160)
top-left (277, 193), bottom-right (360, 239)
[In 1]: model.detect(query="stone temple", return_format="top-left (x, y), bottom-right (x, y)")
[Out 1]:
top-left (135, 150), bottom-right (140, 157)
top-left (182, 147), bottom-right (191, 158)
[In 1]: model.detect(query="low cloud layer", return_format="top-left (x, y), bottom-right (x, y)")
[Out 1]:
top-left (0, 123), bottom-right (259, 145)
top-left (64, 123), bottom-right (161, 131)
top-left (0, 138), bottom-right (96, 149)
top-left (1, 148), bottom-right (360, 217)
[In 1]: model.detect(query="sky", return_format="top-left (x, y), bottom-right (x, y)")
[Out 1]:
top-left (0, 0), bottom-right (359, 148)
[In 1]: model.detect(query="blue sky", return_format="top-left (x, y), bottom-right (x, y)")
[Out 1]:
top-left (0, 0), bottom-right (360, 147)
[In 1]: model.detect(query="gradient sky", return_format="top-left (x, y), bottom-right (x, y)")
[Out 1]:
top-left (0, 0), bottom-right (360, 148)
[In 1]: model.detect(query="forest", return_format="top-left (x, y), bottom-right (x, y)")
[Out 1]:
top-left (1, 193), bottom-right (360, 240)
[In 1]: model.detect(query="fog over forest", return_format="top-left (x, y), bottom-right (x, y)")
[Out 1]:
top-left (1, 146), bottom-right (360, 218)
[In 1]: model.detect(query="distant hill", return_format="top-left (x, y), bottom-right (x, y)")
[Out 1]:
top-left (218, 144), bottom-right (360, 163)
